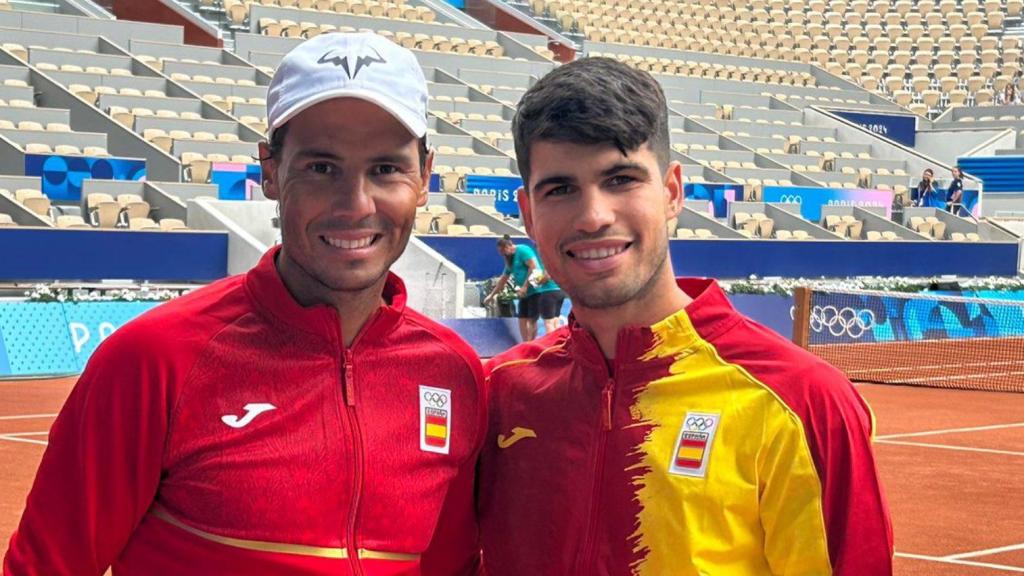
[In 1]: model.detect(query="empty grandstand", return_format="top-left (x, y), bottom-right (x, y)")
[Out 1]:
top-left (0, 0), bottom-right (1020, 316)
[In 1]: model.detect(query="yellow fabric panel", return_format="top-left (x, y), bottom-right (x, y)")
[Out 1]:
top-left (629, 309), bottom-right (832, 576)
top-left (676, 445), bottom-right (704, 461)
top-left (425, 423), bottom-right (447, 438)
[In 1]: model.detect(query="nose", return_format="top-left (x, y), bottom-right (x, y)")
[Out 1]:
top-left (573, 185), bottom-right (615, 235)
top-left (330, 173), bottom-right (376, 222)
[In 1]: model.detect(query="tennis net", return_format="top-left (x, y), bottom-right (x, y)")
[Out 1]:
top-left (792, 287), bottom-right (1024, 392)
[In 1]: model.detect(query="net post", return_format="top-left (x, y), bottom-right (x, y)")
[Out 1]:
top-left (792, 286), bottom-right (811, 349)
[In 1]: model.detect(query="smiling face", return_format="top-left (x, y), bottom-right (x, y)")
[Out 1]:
top-left (519, 139), bottom-right (682, 311)
top-left (259, 98), bottom-right (430, 304)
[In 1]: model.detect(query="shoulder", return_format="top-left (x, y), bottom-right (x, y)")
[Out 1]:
top-left (485, 327), bottom-right (569, 379)
top-left (706, 316), bottom-right (871, 430)
top-left (515, 244), bottom-right (536, 259)
top-left (91, 274), bottom-right (250, 369)
top-left (401, 308), bottom-right (484, 383)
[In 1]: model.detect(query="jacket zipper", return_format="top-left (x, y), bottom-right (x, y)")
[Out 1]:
top-left (340, 310), bottom-right (377, 576)
top-left (342, 348), bottom-right (363, 575)
top-left (576, 373), bottom-right (616, 574)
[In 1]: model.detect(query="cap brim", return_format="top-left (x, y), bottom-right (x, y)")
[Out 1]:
top-left (269, 87), bottom-right (427, 141)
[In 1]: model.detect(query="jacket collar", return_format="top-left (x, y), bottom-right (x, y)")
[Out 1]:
top-left (244, 245), bottom-right (407, 343)
top-left (566, 278), bottom-right (741, 371)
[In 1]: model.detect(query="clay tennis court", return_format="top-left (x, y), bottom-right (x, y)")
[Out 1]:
top-left (812, 337), bottom-right (1024, 393)
top-left (1, 376), bottom-right (1023, 574)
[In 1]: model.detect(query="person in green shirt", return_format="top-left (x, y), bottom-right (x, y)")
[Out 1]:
top-left (483, 235), bottom-right (566, 341)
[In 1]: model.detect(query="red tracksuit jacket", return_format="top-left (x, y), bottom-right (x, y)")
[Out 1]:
top-left (479, 279), bottom-right (893, 575)
top-left (4, 246), bottom-right (485, 575)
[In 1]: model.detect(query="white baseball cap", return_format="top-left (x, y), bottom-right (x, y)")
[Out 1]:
top-left (266, 32), bottom-right (428, 141)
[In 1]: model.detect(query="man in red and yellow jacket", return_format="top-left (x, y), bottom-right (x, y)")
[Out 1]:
top-left (5, 33), bottom-right (484, 575)
top-left (478, 58), bottom-right (893, 575)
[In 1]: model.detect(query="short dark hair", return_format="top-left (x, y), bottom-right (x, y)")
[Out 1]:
top-left (265, 122), bottom-right (430, 172)
top-left (512, 57), bottom-right (671, 187)
top-left (497, 234), bottom-right (515, 249)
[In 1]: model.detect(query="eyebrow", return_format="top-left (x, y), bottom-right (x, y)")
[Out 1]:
top-left (292, 148), bottom-right (342, 162)
top-left (532, 161), bottom-right (651, 190)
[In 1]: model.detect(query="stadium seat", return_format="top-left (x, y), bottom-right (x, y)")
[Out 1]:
top-left (129, 217), bottom-right (160, 230)
top-left (56, 215), bottom-right (90, 229)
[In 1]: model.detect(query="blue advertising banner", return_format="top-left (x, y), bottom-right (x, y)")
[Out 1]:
top-left (24, 154), bottom-right (146, 202)
top-left (762, 186), bottom-right (893, 221)
top-left (685, 182), bottom-right (744, 218)
top-left (833, 110), bottom-right (917, 147)
top-left (808, 292), bottom-right (1024, 346)
top-left (463, 174), bottom-right (523, 216)
top-left (0, 301), bottom-right (160, 377)
top-left (210, 162), bottom-right (262, 200)
top-left (0, 326), bottom-right (10, 376)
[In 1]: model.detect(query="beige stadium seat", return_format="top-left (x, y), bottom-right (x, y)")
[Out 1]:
top-left (25, 143), bottom-right (53, 154)
top-left (129, 217), bottom-right (160, 230)
top-left (21, 195), bottom-right (51, 219)
top-left (56, 215), bottom-right (90, 229)
top-left (160, 218), bottom-right (188, 231)
top-left (446, 224), bottom-right (469, 236)
top-left (468, 224), bottom-right (492, 236)
top-left (14, 189), bottom-right (42, 203)
top-left (54, 144), bottom-right (81, 156)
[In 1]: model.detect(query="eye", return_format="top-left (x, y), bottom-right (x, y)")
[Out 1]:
top-left (544, 185), bottom-right (571, 197)
top-left (372, 164), bottom-right (401, 176)
top-left (309, 162), bottom-right (334, 175)
top-left (608, 174), bottom-right (636, 187)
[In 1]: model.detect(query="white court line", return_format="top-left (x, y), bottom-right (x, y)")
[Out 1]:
top-left (896, 552), bottom-right (1024, 573)
top-left (0, 434), bottom-right (48, 446)
top-left (2, 432), bottom-right (48, 437)
top-left (877, 439), bottom-right (1024, 457)
top-left (946, 542), bottom-right (1024, 561)
top-left (0, 413), bottom-right (58, 421)
top-left (876, 422), bottom-right (1024, 441)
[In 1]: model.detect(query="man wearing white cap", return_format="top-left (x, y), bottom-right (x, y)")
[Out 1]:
top-left (5, 33), bottom-right (485, 575)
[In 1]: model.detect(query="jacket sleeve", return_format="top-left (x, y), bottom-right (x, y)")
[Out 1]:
top-left (759, 369), bottom-right (894, 576)
top-left (420, 350), bottom-right (486, 576)
top-left (4, 326), bottom-right (173, 575)
top-left (419, 456), bottom-right (482, 576)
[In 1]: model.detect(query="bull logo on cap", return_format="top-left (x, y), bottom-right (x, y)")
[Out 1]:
top-left (317, 47), bottom-right (387, 80)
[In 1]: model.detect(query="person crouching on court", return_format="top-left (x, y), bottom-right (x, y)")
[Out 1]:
top-left (5, 33), bottom-right (484, 575)
top-left (477, 57), bottom-right (894, 576)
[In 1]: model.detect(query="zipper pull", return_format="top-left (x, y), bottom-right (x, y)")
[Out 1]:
top-left (602, 379), bottom-right (614, 431)
top-left (343, 350), bottom-right (355, 406)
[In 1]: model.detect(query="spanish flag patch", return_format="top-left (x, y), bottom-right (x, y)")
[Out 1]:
top-left (419, 385), bottom-right (452, 455)
top-left (669, 411), bottom-right (720, 478)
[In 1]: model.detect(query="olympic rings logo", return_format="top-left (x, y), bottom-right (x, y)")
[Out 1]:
top-left (809, 305), bottom-right (876, 339)
top-left (777, 194), bottom-right (804, 204)
top-left (423, 391), bottom-right (448, 407)
top-left (686, 416), bottom-right (714, 431)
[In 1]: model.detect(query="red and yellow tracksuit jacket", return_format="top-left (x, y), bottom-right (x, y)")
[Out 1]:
top-left (479, 278), bottom-right (893, 575)
top-left (4, 246), bottom-right (485, 575)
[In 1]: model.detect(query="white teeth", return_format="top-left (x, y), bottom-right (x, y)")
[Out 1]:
top-left (323, 235), bottom-right (375, 249)
top-left (575, 246), bottom-right (625, 260)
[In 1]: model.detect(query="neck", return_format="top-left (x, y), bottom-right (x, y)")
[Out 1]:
top-left (276, 252), bottom-right (387, 347)
top-left (571, 265), bottom-right (691, 358)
